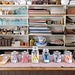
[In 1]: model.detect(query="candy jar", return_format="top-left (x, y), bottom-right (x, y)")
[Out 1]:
top-left (32, 46), bottom-right (39, 63)
top-left (11, 51), bottom-right (19, 63)
top-left (73, 50), bottom-right (75, 60)
top-left (53, 51), bottom-right (61, 63)
top-left (64, 51), bottom-right (72, 63)
top-left (42, 49), bottom-right (50, 63)
top-left (21, 51), bottom-right (29, 63)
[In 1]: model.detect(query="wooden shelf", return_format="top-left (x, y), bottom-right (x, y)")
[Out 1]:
top-left (0, 15), bottom-right (27, 17)
top-left (0, 5), bottom-right (27, 7)
top-left (29, 34), bottom-right (64, 36)
top-left (29, 24), bottom-right (64, 27)
top-left (29, 15), bottom-right (64, 17)
top-left (0, 34), bottom-right (27, 37)
top-left (29, 5), bottom-right (64, 7)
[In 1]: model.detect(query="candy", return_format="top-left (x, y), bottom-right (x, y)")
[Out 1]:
top-left (21, 51), bottom-right (29, 63)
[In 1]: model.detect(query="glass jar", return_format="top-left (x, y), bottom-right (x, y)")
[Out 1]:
top-left (53, 51), bottom-right (61, 63)
top-left (21, 51), bottom-right (29, 63)
top-left (64, 51), bottom-right (72, 63)
top-left (32, 46), bottom-right (39, 63)
top-left (73, 50), bottom-right (75, 60)
top-left (11, 51), bottom-right (19, 63)
top-left (42, 49), bottom-right (50, 63)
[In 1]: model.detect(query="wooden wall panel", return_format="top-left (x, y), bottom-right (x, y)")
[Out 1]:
top-left (31, 71), bottom-right (38, 75)
top-left (0, 71), bottom-right (2, 75)
top-left (51, 71), bottom-right (59, 75)
top-left (15, 71), bottom-right (22, 75)
top-left (9, 71), bottom-right (15, 75)
top-left (45, 71), bottom-right (52, 75)
top-left (59, 71), bottom-right (67, 75)
top-left (66, 71), bottom-right (74, 75)
top-left (23, 71), bottom-right (30, 75)
top-left (38, 71), bottom-right (44, 75)
top-left (2, 71), bottom-right (8, 75)
top-left (0, 70), bottom-right (75, 75)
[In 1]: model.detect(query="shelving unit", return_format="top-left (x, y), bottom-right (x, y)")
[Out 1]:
top-left (0, 5), bottom-right (75, 51)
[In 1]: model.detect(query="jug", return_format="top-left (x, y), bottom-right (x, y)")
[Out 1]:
top-left (38, 37), bottom-right (46, 43)
top-left (35, 37), bottom-right (47, 47)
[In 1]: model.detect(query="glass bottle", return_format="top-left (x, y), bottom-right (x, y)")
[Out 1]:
top-left (56, 0), bottom-right (60, 4)
top-left (30, 37), bottom-right (34, 46)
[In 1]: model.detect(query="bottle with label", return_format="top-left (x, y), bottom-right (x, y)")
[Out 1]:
top-left (30, 37), bottom-right (34, 46)
top-left (56, 0), bottom-right (60, 4)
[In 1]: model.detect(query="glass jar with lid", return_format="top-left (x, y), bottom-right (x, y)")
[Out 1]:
top-left (53, 51), bottom-right (61, 63)
top-left (21, 51), bottom-right (29, 63)
top-left (42, 49), bottom-right (50, 63)
top-left (64, 51), bottom-right (72, 63)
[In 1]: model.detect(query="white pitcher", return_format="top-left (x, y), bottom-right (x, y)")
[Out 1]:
top-left (61, 0), bottom-right (69, 5)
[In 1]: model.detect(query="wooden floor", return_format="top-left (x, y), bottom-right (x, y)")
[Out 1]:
top-left (0, 70), bottom-right (75, 75)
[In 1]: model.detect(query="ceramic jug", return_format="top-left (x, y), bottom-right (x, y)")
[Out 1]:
top-left (38, 37), bottom-right (46, 43)
top-left (61, 0), bottom-right (69, 5)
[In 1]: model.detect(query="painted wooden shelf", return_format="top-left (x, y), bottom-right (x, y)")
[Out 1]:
top-left (0, 46), bottom-right (65, 50)
top-left (0, 15), bottom-right (27, 17)
top-left (0, 34), bottom-right (27, 37)
top-left (29, 34), bottom-right (64, 36)
top-left (29, 15), bottom-right (64, 17)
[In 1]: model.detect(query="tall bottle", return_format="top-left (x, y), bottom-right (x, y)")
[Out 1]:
top-left (30, 37), bottom-right (34, 46)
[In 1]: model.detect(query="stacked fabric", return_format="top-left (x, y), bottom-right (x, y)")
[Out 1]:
top-left (28, 9), bottom-right (49, 15)
top-left (69, 0), bottom-right (75, 5)
top-left (29, 19), bottom-right (47, 25)
top-left (50, 8), bottom-right (65, 15)
top-left (29, 27), bottom-right (51, 34)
